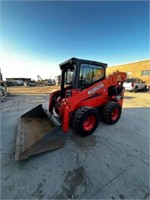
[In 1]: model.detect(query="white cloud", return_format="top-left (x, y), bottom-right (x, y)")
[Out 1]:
top-left (0, 52), bottom-right (61, 80)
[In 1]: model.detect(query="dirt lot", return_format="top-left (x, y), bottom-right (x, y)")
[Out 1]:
top-left (6, 85), bottom-right (60, 94)
top-left (1, 88), bottom-right (150, 199)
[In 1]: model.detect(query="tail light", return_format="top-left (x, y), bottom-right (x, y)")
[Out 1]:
top-left (131, 82), bottom-right (134, 87)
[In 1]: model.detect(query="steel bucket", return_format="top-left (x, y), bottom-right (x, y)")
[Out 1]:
top-left (15, 104), bottom-right (65, 161)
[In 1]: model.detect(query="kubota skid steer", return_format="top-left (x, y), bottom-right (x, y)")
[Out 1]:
top-left (15, 58), bottom-right (126, 161)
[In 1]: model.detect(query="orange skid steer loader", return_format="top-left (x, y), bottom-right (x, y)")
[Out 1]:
top-left (15, 58), bottom-right (126, 161)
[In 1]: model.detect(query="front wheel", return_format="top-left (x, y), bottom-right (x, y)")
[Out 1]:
top-left (101, 102), bottom-right (122, 124)
top-left (72, 107), bottom-right (99, 137)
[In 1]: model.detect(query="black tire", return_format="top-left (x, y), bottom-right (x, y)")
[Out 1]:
top-left (144, 85), bottom-right (147, 91)
top-left (101, 102), bottom-right (122, 125)
top-left (134, 86), bottom-right (138, 93)
top-left (72, 106), bottom-right (99, 137)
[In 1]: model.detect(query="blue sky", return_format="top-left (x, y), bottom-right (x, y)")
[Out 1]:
top-left (1, 1), bottom-right (149, 79)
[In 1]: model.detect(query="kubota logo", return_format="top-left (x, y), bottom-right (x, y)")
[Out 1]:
top-left (88, 83), bottom-right (104, 95)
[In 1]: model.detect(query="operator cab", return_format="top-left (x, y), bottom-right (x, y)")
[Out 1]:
top-left (59, 58), bottom-right (107, 97)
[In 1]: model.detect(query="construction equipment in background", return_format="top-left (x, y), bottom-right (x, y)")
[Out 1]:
top-left (15, 58), bottom-right (127, 161)
top-left (45, 79), bottom-right (55, 86)
top-left (37, 75), bottom-right (43, 82)
top-left (37, 75), bottom-right (55, 86)
top-left (36, 75), bottom-right (45, 84)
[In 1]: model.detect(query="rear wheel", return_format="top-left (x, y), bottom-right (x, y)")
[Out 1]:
top-left (144, 85), bottom-right (147, 91)
top-left (72, 107), bottom-right (99, 137)
top-left (101, 102), bottom-right (121, 124)
top-left (134, 86), bottom-right (138, 93)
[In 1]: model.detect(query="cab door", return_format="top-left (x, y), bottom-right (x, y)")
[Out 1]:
top-left (138, 79), bottom-right (143, 90)
top-left (139, 79), bottom-right (146, 90)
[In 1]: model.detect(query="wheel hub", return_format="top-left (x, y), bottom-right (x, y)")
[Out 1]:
top-left (111, 108), bottom-right (119, 121)
top-left (83, 115), bottom-right (96, 131)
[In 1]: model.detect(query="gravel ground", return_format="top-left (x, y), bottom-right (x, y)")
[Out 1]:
top-left (1, 91), bottom-right (150, 199)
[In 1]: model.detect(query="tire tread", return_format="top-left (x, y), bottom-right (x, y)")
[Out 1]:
top-left (101, 102), bottom-right (121, 124)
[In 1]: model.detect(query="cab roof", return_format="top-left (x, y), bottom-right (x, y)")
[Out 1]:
top-left (59, 57), bottom-right (107, 70)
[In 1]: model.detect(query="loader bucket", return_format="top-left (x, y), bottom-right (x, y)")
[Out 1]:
top-left (15, 104), bottom-right (65, 161)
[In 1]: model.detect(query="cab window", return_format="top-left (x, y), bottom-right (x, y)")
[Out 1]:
top-left (79, 63), bottom-right (105, 88)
